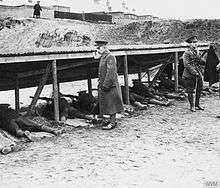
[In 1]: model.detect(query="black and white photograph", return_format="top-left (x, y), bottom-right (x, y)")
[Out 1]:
top-left (0, 0), bottom-right (220, 187)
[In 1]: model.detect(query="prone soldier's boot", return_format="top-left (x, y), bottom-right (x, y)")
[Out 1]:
top-left (41, 125), bottom-right (62, 136)
top-left (188, 93), bottom-right (195, 112)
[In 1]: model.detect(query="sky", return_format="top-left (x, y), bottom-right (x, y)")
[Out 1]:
top-left (1, 0), bottom-right (220, 19)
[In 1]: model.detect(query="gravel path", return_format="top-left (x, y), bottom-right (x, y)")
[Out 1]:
top-left (0, 95), bottom-right (220, 188)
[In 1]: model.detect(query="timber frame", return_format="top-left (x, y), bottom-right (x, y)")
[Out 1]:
top-left (0, 43), bottom-right (209, 120)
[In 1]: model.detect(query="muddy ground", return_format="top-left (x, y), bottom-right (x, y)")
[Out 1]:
top-left (0, 94), bottom-right (220, 188)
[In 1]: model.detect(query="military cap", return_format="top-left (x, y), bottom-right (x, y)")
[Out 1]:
top-left (82, 35), bottom-right (91, 41)
top-left (185, 35), bottom-right (198, 43)
top-left (77, 90), bottom-right (87, 94)
top-left (94, 40), bottom-right (108, 46)
top-left (0, 103), bottom-right (10, 108)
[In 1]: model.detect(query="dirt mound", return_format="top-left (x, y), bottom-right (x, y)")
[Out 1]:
top-left (1, 18), bottom-right (220, 54)
top-left (113, 19), bottom-right (220, 44)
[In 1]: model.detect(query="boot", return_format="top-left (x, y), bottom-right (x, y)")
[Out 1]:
top-left (188, 93), bottom-right (195, 112)
top-left (41, 125), bottom-right (59, 136)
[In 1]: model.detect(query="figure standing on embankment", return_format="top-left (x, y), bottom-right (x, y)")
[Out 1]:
top-left (33, 1), bottom-right (42, 18)
top-left (95, 40), bottom-right (124, 130)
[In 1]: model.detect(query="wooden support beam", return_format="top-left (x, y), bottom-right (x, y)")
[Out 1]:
top-left (123, 55), bottom-right (130, 105)
top-left (58, 81), bottom-right (61, 95)
top-left (147, 69), bottom-right (150, 83)
top-left (86, 63), bottom-right (92, 94)
top-left (219, 75), bottom-right (220, 99)
top-left (15, 75), bottom-right (20, 112)
top-left (0, 43), bottom-right (209, 64)
top-left (138, 65), bottom-right (142, 81)
top-left (218, 73), bottom-right (220, 99)
top-left (87, 67), bottom-right (92, 94)
top-left (149, 63), bottom-right (167, 88)
top-left (174, 52), bottom-right (179, 92)
top-left (27, 63), bottom-right (51, 116)
top-left (52, 60), bottom-right (60, 121)
top-left (18, 59), bottom-right (98, 78)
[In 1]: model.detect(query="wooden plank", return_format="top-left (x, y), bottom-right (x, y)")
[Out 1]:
top-left (123, 55), bottom-right (130, 105)
top-left (52, 60), bottom-right (60, 121)
top-left (219, 73), bottom-right (220, 99)
top-left (15, 75), bottom-right (19, 112)
top-left (148, 64), bottom-right (164, 71)
top-left (18, 59), bottom-right (98, 78)
top-left (174, 52), bottom-right (179, 92)
top-left (149, 63), bottom-right (167, 88)
top-left (0, 44), bottom-right (209, 64)
top-left (138, 65), bottom-right (142, 81)
top-left (147, 69), bottom-right (150, 83)
top-left (87, 65), bottom-right (92, 94)
top-left (27, 63), bottom-right (51, 116)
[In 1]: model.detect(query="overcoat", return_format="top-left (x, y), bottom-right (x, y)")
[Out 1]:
top-left (182, 48), bottom-right (206, 93)
top-left (182, 48), bottom-right (205, 79)
top-left (98, 50), bottom-right (124, 115)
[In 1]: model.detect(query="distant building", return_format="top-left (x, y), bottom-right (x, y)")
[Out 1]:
top-left (124, 13), bottom-right (137, 20)
top-left (108, 11), bottom-right (158, 24)
top-left (138, 15), bottom-right (154, 20)
top-left (53, 5), bottom-right (70, 12)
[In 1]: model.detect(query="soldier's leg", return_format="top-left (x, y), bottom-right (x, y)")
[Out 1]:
top-left (16, 117), bottom-right (60, 136)
top-left (148, 98), bottom-right (171, 106)
top-left (130, 93), bottom-right (148, 109)
top-left (195, 79), bottom-right (204, 110)
top-left (69, 106), bottom-right (93, 120)
top-left (129, 93), bottom-right (137, 105)
top-left (184, 78), bottom-right (195, 112)
top-left (188, 93), bottom-right (195, 111)
top-left (8, 119), bottom-right (25, 138)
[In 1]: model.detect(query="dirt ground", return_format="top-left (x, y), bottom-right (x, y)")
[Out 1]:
top-left (0, 94), bottom-right (220, 188)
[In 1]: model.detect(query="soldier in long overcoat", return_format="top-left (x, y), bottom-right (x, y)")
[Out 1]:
top-left (182, 36), bottom-right (206, 112)
top-left (95, 40), bottom-right (124, 130)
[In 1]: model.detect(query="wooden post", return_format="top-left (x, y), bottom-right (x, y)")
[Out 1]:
top-left (27, 63), bottom-right (51, 116)
top-left (52, 60), bottom-right (60, 121)
top-left (147, 69), bottom-right (150, 83)
top-left (123, 55), bottom-right (130, 105)
top-left (87, 66), bottom-right (92, 94)
top-left (174, 52), bottom-right (179, 92)
top-left (219, 73), bottom-right (220, 99)
top-left (58, 82), bottom-right (60, 95)
top-left (138, 65), bottom-right (142, 81)
top-left (15, 75), bottom-right (19, 112)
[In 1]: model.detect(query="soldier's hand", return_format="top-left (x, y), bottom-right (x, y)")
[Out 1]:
top-left (195, 73), bottom-right (200, 77)
top-left (101, 86), bottom-right (110, 92)
top-left (216, 63), bottom-right (220, 72)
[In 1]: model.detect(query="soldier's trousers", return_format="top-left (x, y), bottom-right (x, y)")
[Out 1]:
top-left (5, 117), bottom-right (56, 137)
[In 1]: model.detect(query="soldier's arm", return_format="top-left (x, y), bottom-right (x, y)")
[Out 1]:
top-left (197, 51), bottom-right (207, 65)
top-left (103, 56), bottom-right (116, 89)
top-left (183, 52), bottom-right (198, 76)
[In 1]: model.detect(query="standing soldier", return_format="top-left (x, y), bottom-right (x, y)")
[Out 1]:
top-left (33, 1), bottom-right (42, 19)
top-left (182, 36), bottom-right (206, 112)
top-left (95, 40), bottom-right (124, 130)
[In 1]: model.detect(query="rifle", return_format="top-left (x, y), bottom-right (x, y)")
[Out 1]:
top-left (29, 96), bottom-right (53, 102)
top-left (61, 94), bottom-right (79, 100)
